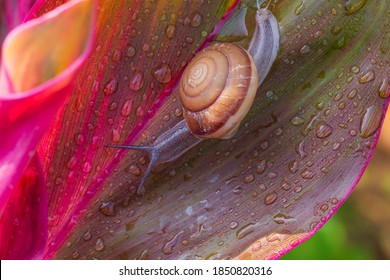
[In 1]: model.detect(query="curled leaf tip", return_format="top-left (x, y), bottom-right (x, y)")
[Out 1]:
top-left (1, 0), bottom-right (96, 93)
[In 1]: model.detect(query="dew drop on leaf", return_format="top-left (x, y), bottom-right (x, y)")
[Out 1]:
top-left (74, 133), bottom-right (86, 146)
top-left (236, 223), bottom-right (256, 240)
top-left (378, 77), bottom-right (389, 98)
top-left (315, 121), bottom-right (333, 138)
top-left (121, 99), bottom-right (133, 117)
top-left (82, 162), bottom-right (92, 173)
top-left (129, 71), bottom-right (144, 91)
top-left (127, 45), bottom-right (136, 58)
top-left (344, 0), bottom-right (367, 15)
top-left (112, 49), bottom-right (122, 62)
top-left (294, 1), bottom-right (306, 15)
top-left (288, 160), bottom-right (299, 174)
top-left (152, 64), bottom-right (172, 83)
top-left (165, 23), bottom-right (176, 39)
top-left (358, 69), bottom-right (375, 84)
top-left (162, 231), bottom-right (184, 254)
top-left (66, 156), bottom-right (78, 170)
top-left (94, 238), bottom-right (105, 251)
top-left (264, 192), bottom-right (278, 205)
top-left (230, 221), bottom-right (239, 229)
top-left (360, 103), bottom-right (384, 138)
top-left (83, 230), bottom-right (92, 241)
top-left (190, 12), bottom-right (202, 27)
top-left (351, 65), bottom-right (360, 74)
top-left (291, 116), bottom-right (305, 126)
top-left (300, 169), bottom-right (316, 179)
top-left (300, 44), bottom-right (311, 54)
top-left (99, 201), bottom-right (117, 217)
top-left (103, 78), bottom-right (118, 95)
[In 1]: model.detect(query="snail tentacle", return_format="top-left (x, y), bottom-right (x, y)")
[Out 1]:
top-left (248, 8), bottom-right (279, 85)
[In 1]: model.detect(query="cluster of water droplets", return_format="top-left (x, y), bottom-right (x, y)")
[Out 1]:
top-left (56, 0), bottom-right (390, 260)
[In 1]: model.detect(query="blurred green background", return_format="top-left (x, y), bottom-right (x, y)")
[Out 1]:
top-left (282, 112), bottom-right (390, 260)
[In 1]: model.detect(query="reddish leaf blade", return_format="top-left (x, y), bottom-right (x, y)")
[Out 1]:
top-left (0, 156), bottom-right (47, 259)
top-left (31, 0), bottom-right (237, 258)
top-left (53, 0), bottom-right (389, 259)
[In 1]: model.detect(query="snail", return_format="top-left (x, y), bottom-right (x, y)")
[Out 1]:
top-left (106, 7), bottom-right (280, 194)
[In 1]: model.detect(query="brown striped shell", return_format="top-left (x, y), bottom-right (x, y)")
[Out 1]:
top-left (179, 42), bottom-right (259, 139)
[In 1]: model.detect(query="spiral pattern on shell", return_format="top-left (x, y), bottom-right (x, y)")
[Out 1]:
top-left (179, 42), bottom-right (259, 139)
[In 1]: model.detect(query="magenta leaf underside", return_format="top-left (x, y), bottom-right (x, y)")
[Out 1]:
top-left (17, 0), bottom-right (390, 259)
top-left (0, 0), bottom-right (38, 62)
top-left (0, 0), bottom-right (95, 259)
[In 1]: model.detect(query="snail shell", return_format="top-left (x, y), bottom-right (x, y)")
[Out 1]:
top-left (179, 42), bottom-right (259, 139)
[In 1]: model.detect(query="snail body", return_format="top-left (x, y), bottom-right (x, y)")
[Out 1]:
top-left (106, 8), bottom-right (280, 194)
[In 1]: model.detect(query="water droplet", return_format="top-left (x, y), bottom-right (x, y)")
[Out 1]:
top-left (94, 238), bottom-right (105, 251)
top-left (315, 101), bottom-right (325, 110)
top-left (121, 99), bottom-right (133, 116)
top-left (152, 64), bottom-right (172, 83)
top-left (291, 116), bottom-right (305, 125)
top-left (236, 223), bottom-right (256, 239)
top-left (347, 89), bottom-right (357, 99)
top-left (112, 49), bottom-right (122, 62)
top-left (358, 69), bottom-right (375, 84)
top-left (75, 97), bottom-right (85, 112)
top-left (142, 43), bottom-right (150, 52)
top-left (111, 128), bottom-right (120, 143)
top-left (74, 133), bottom-right (85, 146)
top-left (127, 45), bottom-right (136, 57)
top-left (190, 12), bottom-right (202, 27)
top-left (344, 0), bottom-right (367, 15)
top-left (256, 159), bottom-right (267, 174)
top-left (273, 213), bottom-right (296, 224)
top-left (351, 66), bottom-right (360, 74)
top-left (162, 231), bottom-right (184, 254)
top-left (252, 241), bottom-right (262, 252)
top-left (267, 172), bottom-right (278, 179)
top-left (71, 251), bottom-right (79, 259)
top-left (127, 164), bottom-right (141, 176)
top-left (125, 220), bottom-right (137, 231)
top-left (294, 1), bottom-right (306, 15)
top-left (174, 108), bottom-right (183, 117)
top-left (67, 156), bottom-right (78, 170)
top-left (296, 140), bottom-right (307, 159)
top-left (300, 44), bottom-right (311, 54)
top-left (281, 181), bottom-right (291, 191)
top-left (244, 174), bottom-right (255, 183)
top-left (301, 169), bottom-right (316, 179)
top-left (83, 230), bottom-right (92, 241)
top-left (378, 78), bottom-right (389, 98)
top-left (109, 102), bottom-right (117, 111)
top-left (360, 103), bottom-right (384, 138)
top-left (99, 201), bottom-right (116, 217)
top-left (331, 25), bottom-right (342, 35)
top-left (82, 162), bottom-right (92, 173)
top-left (165, 23), bottom-right (176, 39)
top-left (288, 160), bottom-right (299, 174)
top-left (129, 71), bottom-right (144, 91)
top-left (233, 186), bottom-right (243, 195)
top-left (315, 121), bottom-right (333, 138)
top-left (230, 221), bottom-right (239, 229)
top-left (260, 141), bottom-right (269, 150)
top-left (264, 192), bottom-right (278, 205)
top-left (333, 142), bottom-right (341, 151)
top-left (320, 203), bottom-right (329, 211)
top-left (103, 78), bottom-right (118, 95)
top-left (334, 36), bottom-right (346, 49)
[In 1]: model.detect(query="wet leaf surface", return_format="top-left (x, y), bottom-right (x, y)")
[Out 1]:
top-left (25, 0), bottom-right (390, 259)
